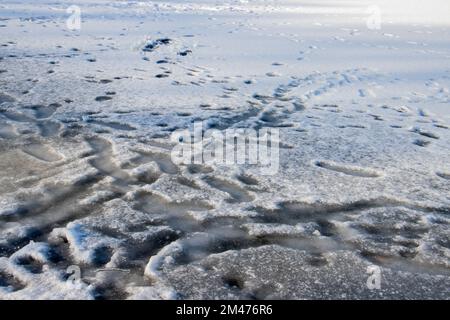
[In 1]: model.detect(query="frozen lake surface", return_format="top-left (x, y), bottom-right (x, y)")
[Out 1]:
top-left (0, 0), bottom-right (449, 299)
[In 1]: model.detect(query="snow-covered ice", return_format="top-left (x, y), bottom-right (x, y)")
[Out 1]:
top-left (0, 0), bottom-right (449, 299)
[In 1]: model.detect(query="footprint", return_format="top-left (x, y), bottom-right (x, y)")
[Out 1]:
top-left (87, 119), bottom-right (136, 131)
top-left (142, 38), bottom-right (172, 53)
top-left (21, 143), bottom-right (63, 162)
top-left (187, 164), bottom-right (213, 174)
top-left (0, 92), bottom-right (15, 104)
top-left (38, 120), bottom-right (61, 137)
top-left (29, 103), bottom-right (60, 119)
top-left (131, 150), bottom-right (179, 174)
top-left (86, 136), bottom-right (130, 181)
top-left (0, 270), bottom-right (25, 292)
top-left (176, 112), bottom-right (192, 117)
top-left (436, 172), bottom-right (450, 180)
top-left (0, 109), bottom-right (33, 122)
top-left (236, 174), bottom-right (259, 186)
top-left (176, 176), bottom-right (201, 190)
top-left (203, 176), bottom-right (254, 203)
top-left (14, 256), bottom-right (44, 274)
top-left (0, 122), bottom-right (18, 139)
top-left (222, 276), bottom-right (244, 290)
top-left (314, 160), bottom-right (382, 178)
top-left (91, 246), bottom-right (113, 267)
top-left (178, 49), bottom-right (192, 56)
top-left (134, 191), bottom-right (213, 216)
top-left (260, 110), bottom-right (285, 124)
top-left (369, 114), bottom-right (384, 121)
top-left (411, 127), bottom-right (439, 139)
top-left (95, 96), bottom-right (112, 102)
top-left (86, 136), bottom-right (112, 154)
top-left (413, 139), bottom-right (430, 147)
top-left (434, 123), bottom-right (448, 130)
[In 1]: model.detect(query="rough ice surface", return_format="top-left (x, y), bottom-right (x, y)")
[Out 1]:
top-left (0, 0), bottom-right (449, 299)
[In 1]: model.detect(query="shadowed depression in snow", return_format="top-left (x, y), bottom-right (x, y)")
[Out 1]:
top-left (0, 0), bottom-right (449, 300)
